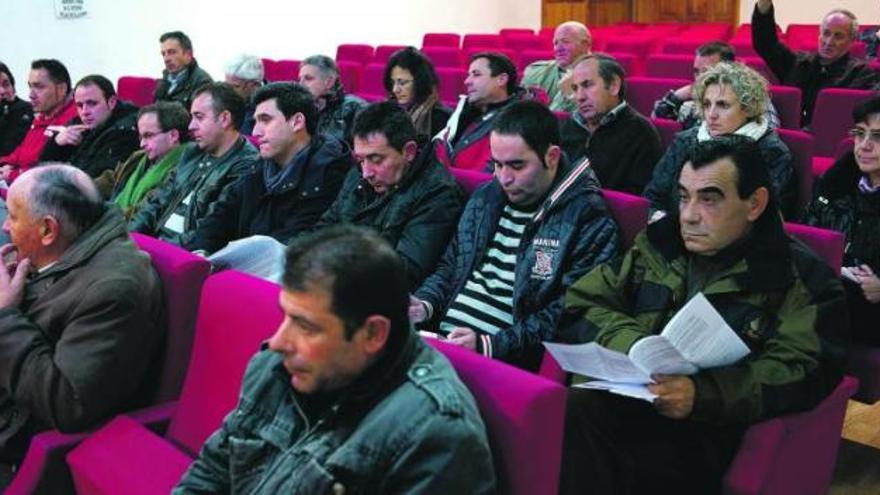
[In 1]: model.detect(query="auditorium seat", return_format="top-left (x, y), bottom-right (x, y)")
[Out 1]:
top-left (436, 66), bottom-right (466, 107)
top-left (605, 36), bottom-right (661, 75)
top-left (776, 129), bottom-right (816, 217)
top-left (423, 46), bottom-right (463, 68)
top-left (810, 88), bottom-right (873, 157)
top-left (650, 117), bottom-right (682, 150)
top-left (426, 338), bottom-right (566, 495)
top-left (769, 85), bottom-right (802, 129)
top-left (730, 40), bottom-right (760, 58)
top-left (262, 59), bottom-right (300, 83)
top-left (422, 32), bottom-right (460, 48)
top-left (357, 63), bottom-right (387, 102)
top-left (645, 54), bottom-right (695, 79)
top-left (606, 52), bottom-right (637, 78)
top-left (740, 56), bottom-right (779, 85)
top-left (335, 43), bottom-right (374, 65)
top-left (336, 60), bottom-right (364, 93)
top-left (463, 47), bottom-right (519, 70)
top-left (602, 189), bottom-right (650, 250)
top-left (626, 76), bottom-right (690, 117)
top-left (660, 38), bottom-right (706, 55)
top-left (502, 33), bottom-right (547, 52)
top-left (66, 271), bottom-right (283, 495)
top-left (5, 235), bottom-right (211, 495)
top-left (462, 33), bottom-right (503, 50)
top-left (519, 50), bottom-right (554, 72)
top-left (116, 76), bottom-right (158, 107)
top-left (373, 44), bottom-right (407, 64)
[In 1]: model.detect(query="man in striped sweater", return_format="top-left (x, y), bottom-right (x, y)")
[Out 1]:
top-left (411, 101), bottom-right (620, 370)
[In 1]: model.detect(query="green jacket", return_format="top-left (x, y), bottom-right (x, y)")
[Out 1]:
top-left (563, 213), bottom-right (847, 425)
top-left (175, 336), bottom-right (495, 494)
top-left (521, 60), bottom-right (575, 112)
top-left (96, 145), bottom-right (185, 220)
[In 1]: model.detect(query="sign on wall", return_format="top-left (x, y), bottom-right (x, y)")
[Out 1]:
top-left (55, 0), bottom-right (88, 19)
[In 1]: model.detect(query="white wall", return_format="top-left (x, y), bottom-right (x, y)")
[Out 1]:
top-left (738, 0), bottom-right (878, 28)
top-left (0, 0), bottom-right (540, 94)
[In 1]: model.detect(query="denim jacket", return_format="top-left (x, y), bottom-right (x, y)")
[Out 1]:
top-left (175, 336), bottom-right (496, 494)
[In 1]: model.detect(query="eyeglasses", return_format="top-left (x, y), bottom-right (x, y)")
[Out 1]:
top-left (391, 79), bottom-right (413, 88)
top-left (848, 127), bottom-right (880, 146)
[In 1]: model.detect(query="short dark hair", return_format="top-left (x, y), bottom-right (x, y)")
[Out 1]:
top-left (192, 82), bottom-right (246, 130)
top-left (75, 74), bottom-right (116, 100)
top-left (493, 100), bottom-right (560, 159)
top-left (28, 165), bottom-right (104, 240)
top-left (469, 52), bottom-right (518, 95)
top-left (384, 47), bottom-right (440, 104)
top-left (688, 135), bottom-right (773, 202)
top-left (253, 82), bottom-right (318, 135)
top-left (138, 101), bottom-right (191, 142)
top-left (283, 224), bottom-right (409, 344)
top-left (0, 62), bottom-right (15, 89)
top-left (159, 31), bottom-right (193, 52)
top-left (572, 53), bottom-right (627, 100)
top-left (852, 95), bottom-right (880, 124)
top-left (31, 59), bottom-right (71, 94)
top-left (352, 101), bottom-right (417, 151)
top-left (697, 41), bottom-right (736, 62)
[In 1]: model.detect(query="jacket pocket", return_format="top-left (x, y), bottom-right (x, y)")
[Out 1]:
top-left (229, 436), bottom-right (272, 492)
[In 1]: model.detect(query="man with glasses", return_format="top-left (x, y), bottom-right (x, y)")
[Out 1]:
top-left (95, 101), bottom-right (190, 220)
top-left (804, 95), bottom-right (880, 346)
top-left (298, 55), bottom-right (366, 144)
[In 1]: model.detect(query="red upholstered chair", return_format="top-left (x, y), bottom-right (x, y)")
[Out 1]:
top-left (422, 32), bottom-right (460, 48)
top-left (462, 47), bottom-right (519, 70)
top-left (660, 38), bottom-right (705, 55)
top-left (601, 189), bottom-right (649, 250)
top-left (769, 85), bottom-right (802, 129)
top-left (811, 88), bottom-right (873, 155)
top-left (645, 54), bottom-right (695, 79)
top-left (336, 60), bottom-right (364, 93)
top-left (730, 40), bottom-right (760, 58)
top-left (502, 33), bottom-right (547, 52)
top-left (785, 24), bottom-right (819, 41)
top-left (357, 63), bottom-right (387, 102)
top-left (372, 44), bottom-right (407, 64)
top-left (450, 168), bottom-right (493, 196)
top-left (604, 36), bottom-right (661, 75)
top-left (5, 235), bottom-right (211, 495)
top-left (499, 28), bottom-right (535, 37)
top-left (741, 56), bottom-right (780, 85)
top-left (425, 339), bottom-right (566, 495)
top-left (335, 43), bottom-right (374, 65)
top-left (263, 59), bottom-right (300, 82)
top-left (462, 34), bottom-right (503, 50)
top-left (423, 46), bottom-right (463, 68)
top-left (116, 76), bottom-right (158, 107)
top-left (606, 52), bottom-right (637, 78)
top-left (650, 117), bottom-right (682, 150)
top-left (626, 76), bottom-right (690, 117)
top-left (783, 222), bottom-right (844, 275)
top-left (776, 129), bottom-right (815, 217)
top-left (65, 271), bottom-right (283, 495)
top-left (813, 137), bottom-right (854, 179)
top-left (519, 49), bottom-right (554, 71)
top-left (436, 66), bottom-right (466, 107)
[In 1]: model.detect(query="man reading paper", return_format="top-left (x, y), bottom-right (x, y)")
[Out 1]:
top-left (558, 136), bottom-right (847, 494)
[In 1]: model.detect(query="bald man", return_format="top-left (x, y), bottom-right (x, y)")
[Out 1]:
top-left (521, 21), bottom-right (592, 112)
top-left (0, 165), bottom-right (164, 470)
top-left (753, 0), bottom-right (878, 126)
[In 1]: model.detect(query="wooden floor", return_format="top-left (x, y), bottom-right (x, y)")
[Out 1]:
top-left (830, 400), bottom-right (880, 494)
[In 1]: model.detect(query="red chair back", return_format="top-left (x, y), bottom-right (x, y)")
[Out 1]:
top-left (783, 222), bottom-right (844, 275)
top-left (336, 60), bottom-right (364, 93)
top-left (626, 76), bottom-right (690, 117)
top-left (423, 46), bottom-right (463, 68)
top-left (462, 34), bottom-right (503, 50)
top-left (373, 45), bottom-right (407, 64)
top-left (811, 88), bottom-right (874, 156)
top-left (645, 54), bottom-right (695, 79)
top-left (335, 43), bottom-right (374, 64)
top-left (650, 117), bottom-right (682, 150)
top-left (601, 189), bottom-right (649, 251)
top-left (116, 76), bottom-right (158, 107)
top-left (769, 85), bottom-right (802, 129)
top-left (776, 129), bottom-right (815, 217)
top-left (422, 32), bottom-right (460, 48)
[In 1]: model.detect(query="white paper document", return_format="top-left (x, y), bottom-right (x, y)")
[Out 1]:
top-left (207, 235), bottom-right (286, 283)
top-left (544, 293), bottom-right (751, 401)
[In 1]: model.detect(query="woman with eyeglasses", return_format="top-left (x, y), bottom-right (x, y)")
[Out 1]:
top-left (803, 96), bottom-right (880, 346)
top-left (384, 47), bottom-right (451, 139)
top-left (643, 62), bottom-right (795, 218)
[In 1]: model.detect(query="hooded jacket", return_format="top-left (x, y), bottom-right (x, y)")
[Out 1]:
top-left (415, 156), bottom-right (620, 368)
top-left (0, 206), bottom-right (165, 459)
top-left (185, 134), bottom-right (353, 253)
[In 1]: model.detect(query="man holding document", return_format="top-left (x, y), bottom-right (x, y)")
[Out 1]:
top-left (557, 136), bottom-right (848, 494)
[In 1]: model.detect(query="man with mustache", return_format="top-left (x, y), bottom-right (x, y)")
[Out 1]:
top-left (560, 136), bottom-right (847, 494)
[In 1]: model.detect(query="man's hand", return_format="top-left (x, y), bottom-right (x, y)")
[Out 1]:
top-left (447, 327), bottom-right (477, 351)
top-left (649, 375), bottom-right (695, 419)
top-left (0, 165), bottom-right (12, 181)
top-left (673, 84), bottom-right (693, 101)
top-left (756, 0), bottom-right (772, 14)
top-left (408, 295), bottom-right (428, 324)
top-left (854, 265), bottom-right (880, 303)
top-left (54, 124), bottom-right (89, 147)
top-left (0, 244), bottom-right (30, 310)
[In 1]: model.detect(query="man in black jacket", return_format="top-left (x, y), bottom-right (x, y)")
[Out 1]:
top-left (0, 62), bottom-right (33, 157)
top-left (317, 102), bottom-right (463, 290)
top-left (752, 0), bottom-right (878, 126)
top-left (185, 83), bottom-right (352, 254)
top-left (154, 31), bottom-right (213, 109)
top-left (40, 75), bottom-right (139, 177)
top-left (560, 54), bottom-right (662, 195)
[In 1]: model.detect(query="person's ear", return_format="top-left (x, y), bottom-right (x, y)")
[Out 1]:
top-left (544, 145), bottom-right (561, 172)
top-left (168, 128), bottom-right (180, 144)
top-left (746, 186), bottom-right (769, 221)
top-left (403, 140), bottom-right (418, 162)
top-left (609, 76), bottom-right (622, 98)
top-left (107, 95), bottom-right (118, 110)
top-left (39, 216), bottom-right (61, 246)
top-left (361, 315), bottom-right (391, 355)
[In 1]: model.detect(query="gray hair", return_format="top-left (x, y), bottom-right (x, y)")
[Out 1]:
top-left (301, 55), bottom-right (339, 80)
top-left (824, 9), bottom-right (858, 39)
top-left (225, 54), bottom-right (264, 82)
top-left (25, 164), bottom-right (103, 240)
top-left (693, 62), bottom-right (769, 122)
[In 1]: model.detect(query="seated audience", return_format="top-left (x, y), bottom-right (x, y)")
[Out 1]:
top-left (154, 31), bottom-right (213, 109)
top-left (559, 54), bottom-right (662, 194)
top-left (652, 41), bottom-right (780, 130)
top-left (803, 96), bottom-right (880, 346)
top-left (560, 136), bottom-right (846, 494)
top-left (40, 75), bottom-right (139, 177)
top-left (298, 55), bottom-right (367, 143)
top-left (186, 83), bottom-right (352, 254)
top-left (384, 47), bottom-right (451, 139)
top-left (434, 52), bottom-right (528, 171)
top-left (752, 0), bottom-right (878, 126)
top-left (129, 82), bottom-right (257, 245)
top-left (412, 101), bottom-right (619, 369)
top-left (644, 62), bottom-right (794, 217)
top-left (317, 101), bottom-right (463, 290)
top-left (521, 21), bottom-right (592, 112)
top-left (224, 54), bottom-right (263, 135)
top-left (0, 165), bottom-right (165, 469)
top-left (95, 101), bottom-right (190, 220)
top-left (0, 59), bottom-right (77, 184)
top-left (0, 62), bottom-right (33, 156)
top-left (175, 225), bottom-right (496, 494)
